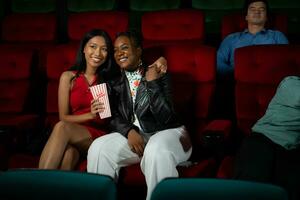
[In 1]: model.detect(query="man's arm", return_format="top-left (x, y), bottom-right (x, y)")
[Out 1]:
top-left (217, 36), bottom-right (234, 75)
top-left (275, 31), bottom-right (289, 44)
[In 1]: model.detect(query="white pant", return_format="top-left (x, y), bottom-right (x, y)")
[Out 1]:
top-left (87, 126), bottom-right (192, 200)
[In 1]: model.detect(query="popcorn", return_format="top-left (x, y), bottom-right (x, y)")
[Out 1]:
top-left (89, 83), bottom-right (111, 119)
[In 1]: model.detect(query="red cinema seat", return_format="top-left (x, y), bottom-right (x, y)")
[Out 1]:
top-left (0, 13), bottom-right (57, 74)
top-left (2, 13), bottom-right (58, 171)
top-left (0, 48), bottom-right (40, 169)
top-left (8, 44), bottom-right (84, 171)
top-left (235, 45), bottom-right (300, 136)
top-left (217, 44), bottom-right (300, 178)
top-left (221, 12), bottom-right (288, 39)
top-left (1, 13), bottom-right (56, 43)
top-left (141, 10), bottom-right (205, 48)
top-left (68, 11), bottom-right (129, 42)
top-left (45, 44), bottom-right (78, 129)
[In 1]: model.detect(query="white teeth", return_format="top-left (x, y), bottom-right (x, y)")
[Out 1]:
top-left (119, 58), bottom-right (127, 62)
top-left (92, 58), bottom-right (101, 62)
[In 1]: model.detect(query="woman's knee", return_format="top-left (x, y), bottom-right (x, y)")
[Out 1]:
top-left (146, 130), bottom-right (182, 152)
top-left (143, 146), bottom-right (174, 167)
top-left (144, 130), bottom-right (191, 164)
top-left (144, 140), bottom-right (171, 159)
top-left (64, 145), bottom-right (80, 159)
top-left (88, 139), bottom-right (103, 159)
top-left (147, 133), bottom-right (170, 150)
top-left (51, 121), bottom-right (73, 139)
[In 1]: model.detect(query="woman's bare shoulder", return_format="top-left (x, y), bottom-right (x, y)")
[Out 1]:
top-left (60, 71), bottom-right (76, 81)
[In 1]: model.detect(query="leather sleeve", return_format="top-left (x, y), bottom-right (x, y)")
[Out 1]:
top-left (136, 73), bottom-right (178, 126)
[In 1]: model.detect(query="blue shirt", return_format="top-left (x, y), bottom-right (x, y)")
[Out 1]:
top-left (217, 29), bottom-right (289, 75)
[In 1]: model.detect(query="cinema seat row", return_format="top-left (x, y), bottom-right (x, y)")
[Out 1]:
top-left (0, 0), bottom-right (299, 199)
top-left (1, 0), bottom-right (299, 43)
top-left (1, 43), bottom-right (300, 195)
top-left (0, 170), bottom-right (289, 200)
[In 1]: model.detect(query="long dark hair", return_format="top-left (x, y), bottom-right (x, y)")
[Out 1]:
top-left (69, 29), bottom-right (119, 82)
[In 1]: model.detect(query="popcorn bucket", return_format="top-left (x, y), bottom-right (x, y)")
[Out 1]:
top-left (89, 83), bottom-right (111, 119)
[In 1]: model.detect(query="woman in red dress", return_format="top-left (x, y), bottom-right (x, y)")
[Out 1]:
top-left (39, 29), bottom-right (118, 170)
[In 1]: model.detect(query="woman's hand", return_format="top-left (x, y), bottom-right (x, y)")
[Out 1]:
top-left (127, 129), bottom-right (145, 157)
top-left (146, 56), bottom-right (168, 81)
top-left (90, 98), bottom-right (105, 118)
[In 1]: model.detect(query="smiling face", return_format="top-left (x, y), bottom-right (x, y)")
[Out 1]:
top-left (84, 36), bottom-right (108, 69)
top-left (246, 1), bottom-right (267, 26)
top-left (114, 35), bottom-right (142, 71)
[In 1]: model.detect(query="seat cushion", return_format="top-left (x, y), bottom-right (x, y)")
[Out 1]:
top-left (0, 169), bottom-right (117, 200)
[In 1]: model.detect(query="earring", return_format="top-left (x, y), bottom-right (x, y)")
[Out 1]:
top-left (138, 60), bottom-right (143, 67)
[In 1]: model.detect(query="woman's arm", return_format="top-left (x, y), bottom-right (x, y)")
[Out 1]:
top-left (58, 71), bottom-right (103, 123)
top-left (146, 56), bottom-right (167, 81)
top-left (143, 74), bottom-right (177, 123)
top-left (137, 56), bottom-right (177, 125)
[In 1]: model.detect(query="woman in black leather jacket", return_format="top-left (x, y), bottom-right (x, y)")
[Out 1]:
top-left (87, 31), bottom-right (192, 200)
top-left (109, 51), bottom-right (181, 137)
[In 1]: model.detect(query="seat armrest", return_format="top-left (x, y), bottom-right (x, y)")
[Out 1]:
top-left (202, 119), bottom-right (232, 140)
top-left (201, 120), bottom-right (232, 159)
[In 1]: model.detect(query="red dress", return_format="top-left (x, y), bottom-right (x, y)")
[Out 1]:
top-left (69, 72), bottom-right (108, 139)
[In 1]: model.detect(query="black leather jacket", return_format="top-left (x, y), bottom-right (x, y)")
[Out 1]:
top-left (109, 70), bottom-right (181, 137)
